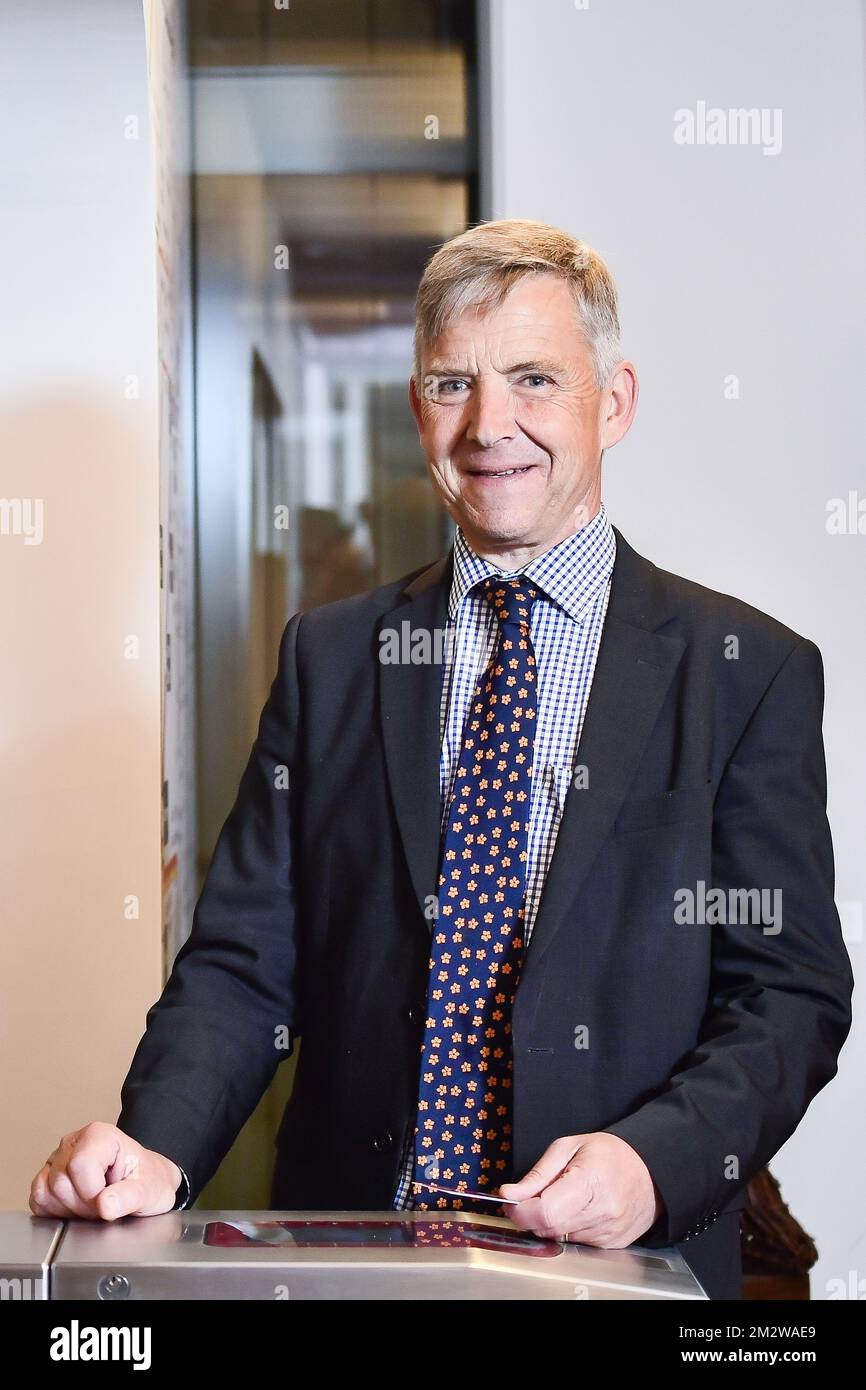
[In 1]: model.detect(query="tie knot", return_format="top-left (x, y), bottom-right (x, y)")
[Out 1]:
top-left (482, 575), bottom-right (538, 630)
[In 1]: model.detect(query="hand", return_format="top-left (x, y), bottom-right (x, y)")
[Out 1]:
top-left (498, 1132), bottom-right (664, 1247)
top-left (29, 1122), bottom-right (183, 1222)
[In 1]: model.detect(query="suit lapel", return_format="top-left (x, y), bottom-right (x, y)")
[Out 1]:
top-left (378, 552), bottom-right (453, 932)
top-left (522, 527), bottom-right (685, 970)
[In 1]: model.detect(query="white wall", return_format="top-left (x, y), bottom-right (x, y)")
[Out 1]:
top-left (482, 0), bottom-right (865, 1296)
top-left (0, 0), bottom-right (164, 1205)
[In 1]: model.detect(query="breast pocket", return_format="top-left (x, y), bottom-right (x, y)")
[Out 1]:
top-left (614, 779), bottom-right (714, 833)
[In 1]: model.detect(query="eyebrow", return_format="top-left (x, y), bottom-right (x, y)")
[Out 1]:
top-left (426, 358), bottom-right (562, 376)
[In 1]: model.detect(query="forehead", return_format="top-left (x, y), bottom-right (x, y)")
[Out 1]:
top-left (426, 273), bottom-right (586, 366)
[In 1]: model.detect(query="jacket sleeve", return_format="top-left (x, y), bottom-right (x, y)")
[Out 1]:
top-left (605, 637), bottom-right (854, 1245)
top-left (117, 613), bottom-right (303, 1206)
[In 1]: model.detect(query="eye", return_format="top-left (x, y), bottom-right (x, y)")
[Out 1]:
top-left (438, 378), bottom-right (470, 394)
top-left (518, 374), bottom-right (552, 389)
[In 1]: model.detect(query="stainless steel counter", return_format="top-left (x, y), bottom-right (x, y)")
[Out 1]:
top-left (0, 1211), bottom-right (64, 1301)
top-left (40, 1210), bottom-right (707, 1300)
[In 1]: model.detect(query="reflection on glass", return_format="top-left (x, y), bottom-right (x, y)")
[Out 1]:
top-left (190, 0), bottom-right (478, 1208)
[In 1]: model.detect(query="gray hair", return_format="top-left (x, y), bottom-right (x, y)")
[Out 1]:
top-left (413, 218), bottom-right (622, 390)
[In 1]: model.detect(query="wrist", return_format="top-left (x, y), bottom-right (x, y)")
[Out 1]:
top-left (162, 1156), bottom-right (182, 1192)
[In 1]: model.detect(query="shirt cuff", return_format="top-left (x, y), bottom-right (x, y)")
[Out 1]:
top-left (171, 1163), bottom-right (191, 1212)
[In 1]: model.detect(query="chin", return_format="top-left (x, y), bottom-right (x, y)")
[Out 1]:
top-left (467, 514), bottom-right (533, 547)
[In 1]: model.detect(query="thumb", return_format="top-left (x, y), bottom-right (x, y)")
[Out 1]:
top-left (499, 1134), bottom-right (586, 1202)
top-left (96, 1173), bottom-right (171, 1221)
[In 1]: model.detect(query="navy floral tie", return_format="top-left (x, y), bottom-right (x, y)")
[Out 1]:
top-left (412, 575), bottom-right (539, 1212)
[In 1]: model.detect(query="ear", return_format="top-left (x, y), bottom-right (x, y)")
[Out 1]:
top-left (600, 361), bottom-right (639, 451)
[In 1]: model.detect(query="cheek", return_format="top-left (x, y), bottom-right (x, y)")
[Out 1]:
top-left (428, 449), bottom-right (456, 484)
top-left (517, 398), bottom-right (568, 432)
top-left (518, 401), bottom-right (593, 455)
top-left (422, 410), bottom-right (463, 461)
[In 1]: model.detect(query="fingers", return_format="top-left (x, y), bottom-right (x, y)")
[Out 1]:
top-left (71, 1137), bottom-right (128, 1202)
top-left (508, 1161), bottom-right (595, 1238)
top-left (45, 1165), bottom-right (100, 1220)
top-left (498, 1133), bottom-right (583, 1203)
top-left (30, 1164), bottom-right (70, 1219)
top-left (31, 1141), bottom-right (103, 1220)
top-left (499, 1132), bottom-right (657, 1249)
top-left (29, 1122), bottom-right (146, 1220)
top-left (59, 1123), bottom-right (123, 1209)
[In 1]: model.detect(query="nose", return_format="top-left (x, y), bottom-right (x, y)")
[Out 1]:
top-left (465, 377), bottom-right (517, 449)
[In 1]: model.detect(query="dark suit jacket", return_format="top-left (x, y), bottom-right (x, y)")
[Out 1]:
top-left (119, 526), bottom-right (853, 1300)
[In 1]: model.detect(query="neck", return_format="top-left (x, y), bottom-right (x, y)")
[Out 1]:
top-left (466, 500), bottom-right (603, 572)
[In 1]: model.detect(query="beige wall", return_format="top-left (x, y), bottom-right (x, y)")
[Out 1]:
top-left (0, 1), bottom-right (164, 1205)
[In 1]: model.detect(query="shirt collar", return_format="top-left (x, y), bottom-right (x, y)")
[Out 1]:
top-left (448, 502), bottom-right (617, 623)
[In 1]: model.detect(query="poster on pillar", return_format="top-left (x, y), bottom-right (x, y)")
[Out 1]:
top-left (145, 0), bottom-right (196, 971)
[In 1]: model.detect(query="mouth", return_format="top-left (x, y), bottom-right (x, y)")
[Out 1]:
top-left (464, 465), bottom-right (536, 480)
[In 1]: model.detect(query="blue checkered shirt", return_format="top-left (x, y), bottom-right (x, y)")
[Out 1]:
top-left (392, 501), bottom-right (617, 1208)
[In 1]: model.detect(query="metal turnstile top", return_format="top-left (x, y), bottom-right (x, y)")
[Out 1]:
top-left (47, 1209), bottom-right (707, 1300)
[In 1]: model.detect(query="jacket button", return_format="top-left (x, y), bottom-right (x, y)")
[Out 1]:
top-left (372, 1130), bottom-right (394, 1153)
top-left (408, 1000), bottom-right (426, 1025)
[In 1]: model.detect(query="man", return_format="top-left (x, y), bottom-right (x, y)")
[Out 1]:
top-left (31, 220), bottom-right (853, 1301)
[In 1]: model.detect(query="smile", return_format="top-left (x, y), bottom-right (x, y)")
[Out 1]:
top-left (467, 466), bottom-right (534, 478)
